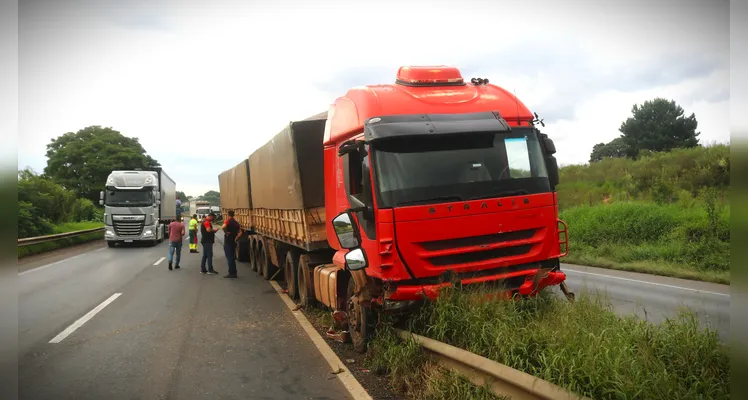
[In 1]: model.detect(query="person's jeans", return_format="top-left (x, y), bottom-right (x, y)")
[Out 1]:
top-left (201, 243), bottom-right (214, 272)
top-left (168, 241), bottom-right (182, 265)
top-left (224, 242), bottom-right (237, 276)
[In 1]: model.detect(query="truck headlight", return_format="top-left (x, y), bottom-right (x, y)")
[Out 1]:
top-left (105, 229), bottom-right (114, 237)
top-left (143, 229), bottom-right (153, 236)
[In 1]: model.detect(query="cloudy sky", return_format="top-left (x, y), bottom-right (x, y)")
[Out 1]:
top-left (16, 0), bottom-right (730, 197)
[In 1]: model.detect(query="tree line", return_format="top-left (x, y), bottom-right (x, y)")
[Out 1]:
top-left (18, 125), bottom-right (219, 238)
top-left (589, 98), bottom-right (702, 163)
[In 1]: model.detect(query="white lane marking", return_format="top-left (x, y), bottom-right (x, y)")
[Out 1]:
top-left (49, 293), bottom-right (122, 343)
top-left (563, 269), bottom-right (730, 297)
top-left (269, 280), bottom-right (373, 400)
top-left (153, 257), bottom-right (166, 266)
top-left (19, 247), bottom-right (107, 276)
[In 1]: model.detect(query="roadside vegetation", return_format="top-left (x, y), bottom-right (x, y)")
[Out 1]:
top-left (558, 145), bottom-right (730, 283)
top-left (555, 98), bottom-right (730, 283)
top-left (366, 285), bottom-right (730, 400)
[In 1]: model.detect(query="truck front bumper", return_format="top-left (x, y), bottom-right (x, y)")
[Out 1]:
top-left (104, 226), bottom-right (158, 242)
top-left (375, 268), bottom-right (567, 305)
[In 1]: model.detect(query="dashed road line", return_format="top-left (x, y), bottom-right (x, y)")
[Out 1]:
top-left (153, 257), bottom-right (166, 266)
top-left (49, 293), bottom-right (122, 343)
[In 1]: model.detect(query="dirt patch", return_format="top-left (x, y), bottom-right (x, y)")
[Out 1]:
top-left (300, 304), bottom-right (405, 400)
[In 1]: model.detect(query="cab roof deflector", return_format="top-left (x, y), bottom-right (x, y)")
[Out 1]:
top-left (363, 111), bottom-right (512, 143)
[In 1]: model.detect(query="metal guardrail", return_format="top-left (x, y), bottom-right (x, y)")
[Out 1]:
top-left (395, 329), bottom-right (590, 400)
top-left (17, 227), bottom-right (105, 247)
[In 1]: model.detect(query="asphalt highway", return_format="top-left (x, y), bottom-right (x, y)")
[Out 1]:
top-left (560, 263), bottom-right (730, 342)
top-left (18, 230), bottom-right (731, 399)
top-left (18, 228), bottom-right (351, 400)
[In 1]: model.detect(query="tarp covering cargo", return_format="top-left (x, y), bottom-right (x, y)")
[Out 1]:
top-left (249, 114), bottom-right (327, 210)
top-left (218, 159), bottom-right (252, 209)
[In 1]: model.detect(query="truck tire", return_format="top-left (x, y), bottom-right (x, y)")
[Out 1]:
top-left (283, 250), bottom-right (300, 300)
top-left (236, 234), bottom-right (250, 262)
top-left (249, 239), bottom-right (258, 272)
top-left (259, 244), bottom-right (272, 280)
top-left (347, 278), bottom-right (372, 354)
top-left (107, 241), bottom-right (116, 248)
top-left (297, 255), bottom-right (314, 308)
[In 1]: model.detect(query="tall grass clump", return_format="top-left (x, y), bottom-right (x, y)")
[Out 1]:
top-left (560, 200), bottom-right (730, 283)
top-left (405, 286), bottom-right (729, 400)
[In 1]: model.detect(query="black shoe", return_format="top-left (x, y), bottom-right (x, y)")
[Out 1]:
top-left (175, 265), bottom-right (181, 269)
top-left (207, 270), bottom-right (217, 275)
top-left (168, 262), bottom-right (173, 271)
top-left (223, 274), bottom-right (237, 279)
top-left (201, 270), bottom-right (207, 274)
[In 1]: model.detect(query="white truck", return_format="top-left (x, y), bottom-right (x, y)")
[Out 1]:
top-left (99, 168), bottom-right (177, 247)
top-left (195, 200), bottom-right (211, 221)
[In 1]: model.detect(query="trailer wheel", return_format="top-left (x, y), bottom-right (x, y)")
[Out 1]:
top-left (347, 278), bottom-right (372, 354)
top-left (283, 250), bottom-right (300, 300)
top-left (249, 239), bottom-right (258, 271)
top-left (236, 234), bottom-right (250, 262)
top-left (259, 244), bottom-right (272, 280)
top-left (297, 255), bottom-right (314, 308)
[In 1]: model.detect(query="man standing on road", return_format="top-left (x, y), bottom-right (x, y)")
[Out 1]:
top-left (220, 210), bottom-right (241, 279)
top-left (189, 214), bottom-right (200, 253)
top-left (167, 215), bottom-right (186, 271)
top-left (200, 212), bottom-right (219, 275)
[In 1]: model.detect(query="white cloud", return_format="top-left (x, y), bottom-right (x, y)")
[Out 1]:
top-left (18, 0), bottom-right (729, 196)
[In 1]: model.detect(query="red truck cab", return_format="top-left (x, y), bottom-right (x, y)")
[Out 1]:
top-left (323, 66), bottom-right (572, 350)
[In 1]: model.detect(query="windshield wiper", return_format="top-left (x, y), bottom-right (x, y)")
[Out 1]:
top-left (396, 195), bottom-right (463, 207)
top-left (467, 189), bottom-right (528, 201)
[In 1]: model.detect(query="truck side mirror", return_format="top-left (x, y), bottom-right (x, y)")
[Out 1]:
top-left (543, 137), bottom-right (557, 155)
top-left (99, 200), bottom-right (104, 206)
top-left (99, 191), bottom-right (104, 200)
top-left (546, 155), bottom-right (559, 188)
top-left (344, 248), bottom-right (368, 271)
top-left (332, 212), bottom-right (360, 249)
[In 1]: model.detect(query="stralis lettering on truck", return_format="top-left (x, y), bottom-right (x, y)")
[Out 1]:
top-left (217, 65), bottom-right (573, 354)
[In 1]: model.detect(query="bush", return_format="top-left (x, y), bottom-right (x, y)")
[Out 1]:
top-left (18, 201), bottom-right (54, 238)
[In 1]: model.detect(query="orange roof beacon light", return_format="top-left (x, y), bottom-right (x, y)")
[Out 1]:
top-left (395, 66), bottom-right (466, 86)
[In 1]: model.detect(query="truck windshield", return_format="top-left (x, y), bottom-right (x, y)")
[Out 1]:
top-left (105, 190), bottom-right (153, 207)
top-left (372, 128), bottom-right (551, 208)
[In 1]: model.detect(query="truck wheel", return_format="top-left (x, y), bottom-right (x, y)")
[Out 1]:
top-left (347, 278), bottom-right (372, 354)
top-left (259, 245), bottom-right (272, 280)
top-left (297, 255), bottom-right (314, 308)
top-left (236, 235), bottom-right (250, 262)
top-left (283, 250), bottom-right (299, 300)
top-left (107, 241), bottom-right (116, 248)
top-left (249, 239), bottom-right (258, 272)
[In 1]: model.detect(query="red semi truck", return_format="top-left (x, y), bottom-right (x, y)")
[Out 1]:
top-left (218, 66), bottom-right (573, 352)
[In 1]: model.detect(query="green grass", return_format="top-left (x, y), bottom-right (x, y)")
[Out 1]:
top-left (560, 202), bottom-right (730, 284)
top-left (365, 324), bottom-right (504, 399)
top-left (18, 222), bottom-right (104, 258)
top-left (52, 221), bottom-right (104, 234)
top-left (369, 286), bottom-right (729, 400)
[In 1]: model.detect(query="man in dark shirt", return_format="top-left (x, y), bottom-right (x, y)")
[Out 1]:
top-left (221, 210), bottom-right (241, 279)
top-left (200, 213), bottom-right (219, 275)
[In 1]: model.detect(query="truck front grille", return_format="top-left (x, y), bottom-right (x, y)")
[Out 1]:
top-left (113, 220), bottom-right (145, 237)
top-left (417, 228), bottom-right (538, 268)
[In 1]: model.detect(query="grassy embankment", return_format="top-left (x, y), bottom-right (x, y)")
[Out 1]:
top-left (366, 286), bottom-right (729, 400)
top-left (556, 144), bottom-right (730, 284)
top-left (18, 221), bottom-right (104, 258)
